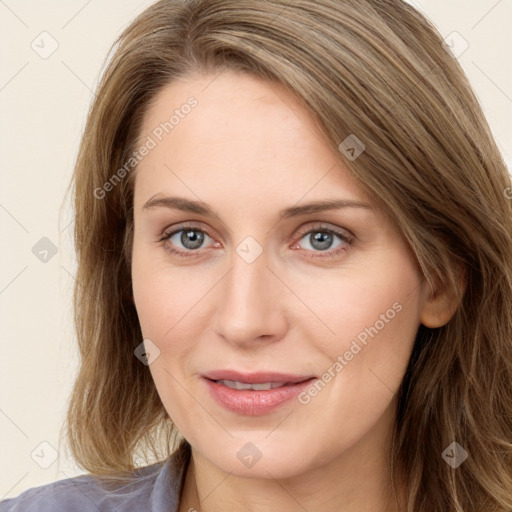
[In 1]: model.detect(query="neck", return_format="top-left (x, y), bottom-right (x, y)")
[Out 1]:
top-left (178, 409), bottom-right (406, 512)
top-left (181, 457), bottom-right (403, 512)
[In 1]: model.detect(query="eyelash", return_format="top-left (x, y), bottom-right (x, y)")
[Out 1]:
top-left (157, 222), bottom-right (354, 260)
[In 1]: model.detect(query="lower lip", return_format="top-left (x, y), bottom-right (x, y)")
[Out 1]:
top-left (203, 377), bottom-right (315, 416)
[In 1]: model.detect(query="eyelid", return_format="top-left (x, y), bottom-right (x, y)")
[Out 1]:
top-left (293, 222), bottom-right (354, 243)
top-left (158, 221), bottom-right (218, 242)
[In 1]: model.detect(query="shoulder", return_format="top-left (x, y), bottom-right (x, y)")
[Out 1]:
top-left (0, 465), bottom-right (161, 512)
top-left (0, 441), bottom-right (191, 512)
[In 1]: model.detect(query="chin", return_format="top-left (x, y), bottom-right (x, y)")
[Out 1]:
top-left (194, 434), bottom-right (319, 480)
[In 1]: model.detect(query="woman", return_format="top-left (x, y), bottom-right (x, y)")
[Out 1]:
top-left (2, 0), bottom-right (511, 511)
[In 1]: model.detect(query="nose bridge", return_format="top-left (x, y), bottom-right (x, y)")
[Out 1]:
top-left (213, 241), bottom-right (286, 345)
top-left (230, 245), bottom-right (269, 304)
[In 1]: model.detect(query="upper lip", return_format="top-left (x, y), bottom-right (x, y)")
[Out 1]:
top-left (203, 369), bottom-right (315, 384)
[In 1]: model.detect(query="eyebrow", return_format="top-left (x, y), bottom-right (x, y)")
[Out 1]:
top-left (142, 195), bottom-right (372, 219)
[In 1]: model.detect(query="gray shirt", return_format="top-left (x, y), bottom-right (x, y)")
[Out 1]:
top-left (0, 440), bottom-right (191, 512)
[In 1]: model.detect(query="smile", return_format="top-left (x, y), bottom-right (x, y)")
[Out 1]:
top-left (202, 374), bottom-right (316, 416)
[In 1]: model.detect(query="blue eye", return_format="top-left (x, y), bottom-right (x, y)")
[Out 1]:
top-left (158, 222), bottom-right (353, 259)
top-left (294, 227), bottom-right (352, 257)
top-left (159, 225), bottom-right (213, 258)
top-left (169, 228), bottom-right (208, 250)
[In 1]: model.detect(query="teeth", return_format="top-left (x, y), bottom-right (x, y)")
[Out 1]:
top-left (216, 379), bottom-right (286, 390)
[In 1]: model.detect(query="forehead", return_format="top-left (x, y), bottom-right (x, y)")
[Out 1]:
top-left (133, 70), bottom-right (371, 210)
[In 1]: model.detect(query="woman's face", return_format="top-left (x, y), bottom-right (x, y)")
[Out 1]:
top-left (131, 70), bottom-right (431, 478)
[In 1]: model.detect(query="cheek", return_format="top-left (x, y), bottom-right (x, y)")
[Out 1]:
top-left (295, 242), bottom-right (421, 365)
top-left (293, 251), bottom-right (420, 329)
top-left (131, 245), bottom-right (203, 428)
top-left (297, 256), bottom-right (422, 414)
top-left (286, 268), bottom-right (422, 465)
top-left (131, 242), bottom-right (206, 341)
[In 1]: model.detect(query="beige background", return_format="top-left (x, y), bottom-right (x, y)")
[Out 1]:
top-left (1, 0), bottom-right (511, 500)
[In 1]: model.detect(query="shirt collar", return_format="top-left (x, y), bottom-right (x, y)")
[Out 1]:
top-left (150, 439), bottom-right (191, 512)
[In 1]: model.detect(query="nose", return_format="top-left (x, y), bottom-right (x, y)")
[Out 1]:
top-left (212, 245), bottom-right (288, 348)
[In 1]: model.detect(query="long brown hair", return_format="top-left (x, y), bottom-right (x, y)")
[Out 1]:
top-left (61, 1), bottom-right (512, 510)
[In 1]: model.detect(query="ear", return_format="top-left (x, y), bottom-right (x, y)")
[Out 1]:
top-left (420, 265), bottom-right (466, 328)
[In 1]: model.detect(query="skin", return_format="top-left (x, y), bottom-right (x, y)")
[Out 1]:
top-left (131, 70), bottom-right (459, 512)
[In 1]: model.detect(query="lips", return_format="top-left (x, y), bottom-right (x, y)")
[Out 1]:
top-left (203, 369), bottom-right (314, 385)
top-left (202, 369), bottom-right (316, 416)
